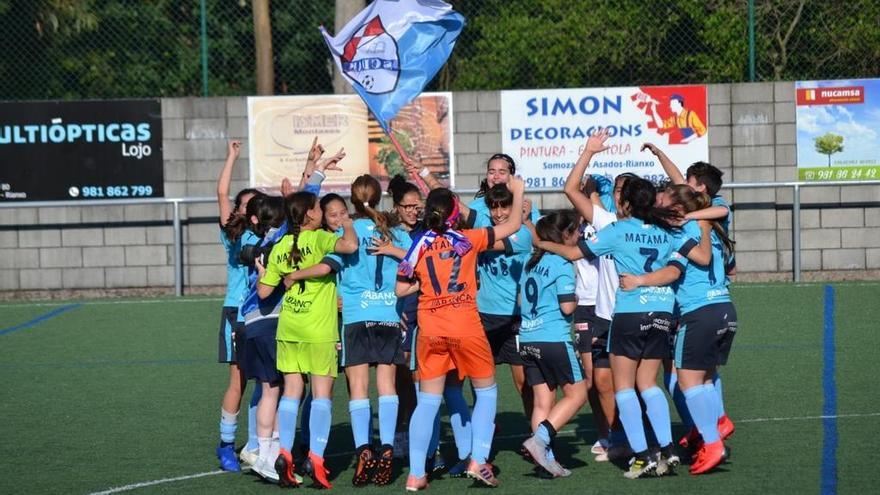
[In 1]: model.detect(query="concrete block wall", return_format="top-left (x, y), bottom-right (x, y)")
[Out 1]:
top-left (1, 83), bottom-right (879, 294)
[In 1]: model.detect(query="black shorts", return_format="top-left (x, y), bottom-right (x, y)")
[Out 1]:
top-left (520, 341), bottom-right (584, 389)
top-left (608, 312), bottom-right (674, 360)
top-left (590, 316), bottom-right (611, 368)
top-left (340, 321), bottom-right (405, 367)
top-left (573, 305), bottom-right (596, 354)
top-left (675, 303), bottom-right (738, 370)
top-left (480, 313), bottom-right (525, 366)
top-left (218, 306), bottom-right (245, 364)
top-left (243, 319), bottom-right (282, 384)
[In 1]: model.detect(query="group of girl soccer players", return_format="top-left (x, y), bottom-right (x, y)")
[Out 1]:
top-left (212, 128), bottom-right (738, 489)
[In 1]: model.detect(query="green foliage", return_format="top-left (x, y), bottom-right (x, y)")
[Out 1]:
top-left (814, 132), bottom-right (844, 167)
top-left (0, 0), bottom-right (879, 98)
top-left (375, 130), bottom-right (414, 179)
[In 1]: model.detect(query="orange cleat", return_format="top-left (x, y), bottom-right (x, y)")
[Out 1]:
top-left (466, 459), bottom-right (500, 488)
top-left (275, 448), bottom-right (301, 488)
top-left (308, 451), bottom-right (333, 489)
top-left (352, 446), bottom-right (376, 486)
top-left (690, 440), bottom-right (727, 475)
top-left (718, 414), bottom-right (735, 440)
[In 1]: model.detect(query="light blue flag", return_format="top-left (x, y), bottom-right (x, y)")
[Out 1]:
top-left (321, 0), bottom-right (464, 132)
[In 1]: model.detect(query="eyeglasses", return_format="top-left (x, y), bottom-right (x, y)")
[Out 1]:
top-left (397, 203), bottom-right (423, 213)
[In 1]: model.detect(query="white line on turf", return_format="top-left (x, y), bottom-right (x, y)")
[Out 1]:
top-left (89, 470), bottom-right (225, 495)
top-left (88, 411), bottom-right (880, 494)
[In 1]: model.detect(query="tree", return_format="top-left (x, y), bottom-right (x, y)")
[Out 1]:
top-left (814, 132), bottom-right (843, 167)
top-left (252, 0), bottom-right (273, 95)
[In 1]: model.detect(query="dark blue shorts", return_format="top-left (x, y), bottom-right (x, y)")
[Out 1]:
top-left (675, 303), bottom-right (738, 370)
top-left (608, 312), bottom-right (674, 360)
top-left (573, 305), bottom-right (597, 354)
top-left (243, 318), bottom-right (282, 384)
top-left (590, 316), bottom-right (611, 369)
top-left (218, 306), bottom-right (245, 364)
top-left (520, 341), bottom-right (584, 389)
top-left (480, 313), bottom-right (524, 366)
top-left (340, 321), bottom-right (405, 367)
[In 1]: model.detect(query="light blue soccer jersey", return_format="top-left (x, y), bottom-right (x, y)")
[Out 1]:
top-left (712, 195), bottom-right (731, 234)
top-left (475, 220), bottom-right (533, 316)
top-left (221, 227), bottom-right (260, 308)
top-left (578, 218), bottom-right (686, 314)
top-left (676, 222), bottom-right (732, 314)
top-left (468, 197), bottom-right (542, 226)
top-left (519, 253), bottom-right (576, 343)
top-left (328, 219), bottom-right (412, 325)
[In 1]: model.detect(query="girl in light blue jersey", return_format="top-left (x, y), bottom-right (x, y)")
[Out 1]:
top-left (215, 139), bottom-right (260, 472)
top-left (470, 153), bottom-right (542, 225)
top-left (519, 211), bottom-right (587, 478)
top-left (622, 184), bottom-right (736, 475)
top-left (332, 175), bottom-right (413, 486)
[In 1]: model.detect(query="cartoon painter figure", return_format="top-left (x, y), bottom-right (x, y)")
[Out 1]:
top-left (648, 94), bottom-right (706, 144)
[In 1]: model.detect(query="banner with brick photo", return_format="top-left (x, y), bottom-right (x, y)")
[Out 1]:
top-left (796, 78), bottom-right (880, 181)
top-left (248, 93), bottom-right (454, 194)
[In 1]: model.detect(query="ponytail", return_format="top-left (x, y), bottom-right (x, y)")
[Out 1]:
top-left (222, 191), bottom-right (266, 242)
top-left (351, 174), bottom-right (398, 240)
top-left (284, 191), bottom-right (317, 266)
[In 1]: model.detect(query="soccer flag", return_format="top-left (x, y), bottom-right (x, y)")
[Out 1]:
top-left (320, 0), bottom-right (464, 133)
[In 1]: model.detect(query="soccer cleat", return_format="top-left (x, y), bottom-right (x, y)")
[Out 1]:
top-left (678, 427), bottom-right (703, 452)
top-left (518, 445), bottom-right (534, 462)
top-left (466, 459), bottom-right (500, 487)
top-left (308, 451), bottom-right (333, 489)
top-left (623, 454), bottom-right (657, 479)
top-left (275, 448), bottom-right (301, 488)
top-left (405, 474), bottom-right (429, 492)
top-left (373, 445), bottom-right (394, 486)
top-left (252, 456), bottom-right (280, 483)
top-left (216, 443), bottom-right (242, 472)
top-left (593, 451), bottom-right (609, 463)
top-left (546, 459), bottom-right (572, 477)
top-left (591, 438), bottom-right (610, 455)
top-left (352, 445), bottom-right (377, 486)
top-left (428, 450), bottom-right (446, 473)
top-left (522, 436), bottom-right (553, 474)
top-left (447, 456), bottom-right (471, 478)
top-left (239, 447), bottom-right (258, 468)
top-left (655, 444), bottom-right (681, 476)
top-left (718, 414), bottom-right (735, 440)
top-left (690, 440), bottom-right (727, 475)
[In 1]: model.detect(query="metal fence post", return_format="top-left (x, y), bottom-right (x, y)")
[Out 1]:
top-left (173, 200), bottom-right (183, 296)
top-left (199, 0), bottom-right (209, 96)
top-left (748, 0), bottom-right (755, 81)
top-left (792, 184), bottom-right (801, 282)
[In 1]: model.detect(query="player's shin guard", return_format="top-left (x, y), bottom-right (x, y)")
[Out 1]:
top-left (471, 384), bottom-right (498, 464)
top-left (378, 395), bottom-right (399, 447)
top-left (444, 385), bottom-right (473, 459)
top-left (409, 392), bottom-right (442, 478)
top-left (615, 388), bottom-right (648, 453)
top-left (277, 397), bottom-right (300, 451)
top-left (641, 386), bottom-right (673, 448)
top-left (309, 398), bottom-right (332, 457)
top-left (683, 385), bottom-right (719, 443)
top-left (349, 399), bottom-right (371, 448)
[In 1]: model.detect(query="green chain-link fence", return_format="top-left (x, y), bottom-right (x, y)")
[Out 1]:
top-left (1, 0), bottom-right (877, 101)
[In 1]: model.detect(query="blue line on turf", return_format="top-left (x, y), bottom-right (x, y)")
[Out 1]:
top-left (0, 303), bottom-right (83, 336)
top-left (821, 285), bottom-right (837, 495)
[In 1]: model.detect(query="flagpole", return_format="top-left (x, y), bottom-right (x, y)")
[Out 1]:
top-left (386, 124), bottom-right (431, 196)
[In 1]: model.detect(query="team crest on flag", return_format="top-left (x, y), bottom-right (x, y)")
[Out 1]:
top-left (341, 16), bottom-right (400, 94)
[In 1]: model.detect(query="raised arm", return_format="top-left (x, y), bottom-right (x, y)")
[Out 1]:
top-left (296, 137), bottom-right (325, 191)
top-left (685, 221), bottom-right (713, 266)
top-left (333, 217), bottom-right (358, 254)
top-left (217, 140), bottom-right (241, 225)
top-left (490, 176), bottom-right (524, 241)
top-left (404, 157), bottom-right (443, 191)
top-left (642, 142), bottom-right (685, 185)
top-left (565, 129), bottom-right (610, 222)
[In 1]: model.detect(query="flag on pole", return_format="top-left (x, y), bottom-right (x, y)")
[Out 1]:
top-left (320, 0), bottom-right (464, 133)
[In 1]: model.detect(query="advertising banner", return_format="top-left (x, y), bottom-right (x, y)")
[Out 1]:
top-left (501, 85), bottom-right (708, 188)
top-left (796, 78), bottom-right (880, 181)
top-left (0, 99), bottom-right (163, 201)
top-left (248, 93), bottom-right (454, 193)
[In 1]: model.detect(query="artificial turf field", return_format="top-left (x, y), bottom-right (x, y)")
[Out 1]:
top-left (1, 282), bottom-right (878, 494)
